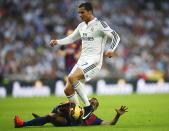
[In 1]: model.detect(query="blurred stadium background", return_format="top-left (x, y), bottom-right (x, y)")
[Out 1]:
top-left (0, 0), bottom-right (169, 97)
top-left (0, 0), bottom-right (169, 130)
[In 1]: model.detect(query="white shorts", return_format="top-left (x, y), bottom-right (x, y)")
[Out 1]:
top-left (69, 61), bottom-right (100, 82)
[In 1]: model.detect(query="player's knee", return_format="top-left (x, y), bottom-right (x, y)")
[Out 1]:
top-left (48, 113), bottom-right (54, 117)
top-left (67, 75), bottom-right (77, 85)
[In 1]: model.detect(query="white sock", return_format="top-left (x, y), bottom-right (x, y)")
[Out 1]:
top-left (67, 92), bottom-right (79, 105)
top-left (73, 81), bottom-right (90, 106)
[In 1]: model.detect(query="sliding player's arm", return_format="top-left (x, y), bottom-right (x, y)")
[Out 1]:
top-left (100, 106), bottom-right (128, 125)
top-left (50, 25), bottom-right (81, 47)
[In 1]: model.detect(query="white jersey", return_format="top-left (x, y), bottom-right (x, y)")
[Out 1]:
top-left (57, 18), bottom-right (120, 69)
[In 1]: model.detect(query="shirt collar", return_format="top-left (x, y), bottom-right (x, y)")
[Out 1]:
top-left (86, 17), bottom-right (97, 25)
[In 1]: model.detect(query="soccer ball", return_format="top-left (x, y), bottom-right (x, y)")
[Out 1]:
top-left (70, 105), bottom-right (84, 120)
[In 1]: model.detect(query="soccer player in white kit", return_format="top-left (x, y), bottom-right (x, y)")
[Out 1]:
top-left (50, 2), bottom-right (120, 119)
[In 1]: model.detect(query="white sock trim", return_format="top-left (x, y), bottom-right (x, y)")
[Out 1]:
top-left (67, 92), bottom-right (79, 105)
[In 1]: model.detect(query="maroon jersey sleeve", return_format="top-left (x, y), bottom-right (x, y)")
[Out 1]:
top-left (84, 114), bottom-right (103, 125)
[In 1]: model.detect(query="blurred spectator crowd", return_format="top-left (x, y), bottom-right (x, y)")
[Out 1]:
top-left (0, 0), bottom-right (169, 83)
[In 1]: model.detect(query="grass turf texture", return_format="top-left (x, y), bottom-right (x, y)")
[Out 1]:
top-left (0, 94), bottom-right (169, 131)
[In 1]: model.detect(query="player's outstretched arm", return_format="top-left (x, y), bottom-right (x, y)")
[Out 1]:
top-left (110, 105), bottom-right (128, 125)
top-left (49, 26), bottom-right (80, 47)
top-left (100, 105), bottom-right (128, 125)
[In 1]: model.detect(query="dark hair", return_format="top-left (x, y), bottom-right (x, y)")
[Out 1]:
top-left (89, 97), bottom-right (99, 110)
top-left (79, 2), bottom-right (93, 13)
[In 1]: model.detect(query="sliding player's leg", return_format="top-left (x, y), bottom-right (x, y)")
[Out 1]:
top-left (14, 115), bottom-right (51, 128)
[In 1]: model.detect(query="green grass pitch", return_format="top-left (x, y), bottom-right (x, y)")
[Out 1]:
top-left (1, 94), bottom-right (169, 131)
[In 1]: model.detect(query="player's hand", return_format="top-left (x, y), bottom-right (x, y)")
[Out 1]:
top-left (50, 39), bottom-right (58, 47)
top-left (104, 50), bottom-right (114, 58)
top-left (115, 106), bottom-right (128, 116)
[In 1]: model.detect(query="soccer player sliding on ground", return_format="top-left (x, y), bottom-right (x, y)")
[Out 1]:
top-left (14, 98), bottom-right (128, 127)
top-left (50, 2), bottom-right (120, 119)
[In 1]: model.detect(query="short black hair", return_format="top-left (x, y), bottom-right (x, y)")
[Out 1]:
top-left (79, 2), bottom-right (93, 13)
top-left (89, 97), bottom-right (99, 110)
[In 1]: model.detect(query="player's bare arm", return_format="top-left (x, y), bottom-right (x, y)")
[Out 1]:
top-left (101, 105), bottom-right (128, 125)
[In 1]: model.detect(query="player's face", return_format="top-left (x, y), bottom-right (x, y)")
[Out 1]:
top-left (78, 7), bottom-right (92, 22)
top-left (89, 98), bottom-right (99, 111)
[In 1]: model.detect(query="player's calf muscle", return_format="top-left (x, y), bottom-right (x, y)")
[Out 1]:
top-left (64, 87), bottom-right (74, 95)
